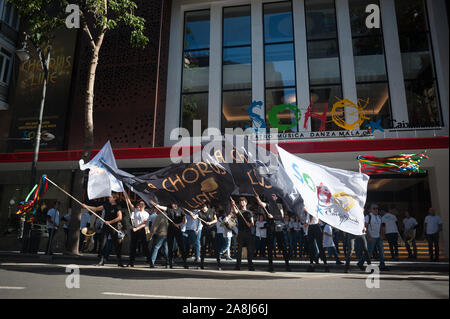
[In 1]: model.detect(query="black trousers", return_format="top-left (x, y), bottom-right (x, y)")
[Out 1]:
top-left (167, 226), bottom-right (187, 266)
top-left (200, 227), bottom-right (217, 263)
top-left (307, 224), bottom-right (327, 264)
top-left (345, 234), bottom-right (371, 267)
top-left (267, 228), bottom-right (289, 266)
top-left (426, 233), bottom-right (440, 259)
top-left (45, 228), bottom-right (57, 255)
top-left (98, 226), bottom-right (123, 263)
top-left (129, 228), bottom-right (149, 263)
top-left (236, 230), bottom-right (254, 268)
top-left (386, 233), bottom-right (399, 258)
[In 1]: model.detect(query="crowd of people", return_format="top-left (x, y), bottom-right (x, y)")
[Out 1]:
top-left (42, 192), bottom-right (444, 272)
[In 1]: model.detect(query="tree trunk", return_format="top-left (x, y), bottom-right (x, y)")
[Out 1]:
top-left (67, 32), bottom-right (105, 255)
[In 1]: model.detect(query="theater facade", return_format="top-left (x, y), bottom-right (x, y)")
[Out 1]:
top-left (0, 0), bottom-right (448, 255)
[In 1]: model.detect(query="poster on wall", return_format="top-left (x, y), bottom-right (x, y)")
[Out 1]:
top-left (7, 28), bottom-right (77, 152)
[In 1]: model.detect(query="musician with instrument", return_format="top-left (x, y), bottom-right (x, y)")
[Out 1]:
top-left (231, 197), bottom-right (255, 271)
top-left (254, 193), bottom-right (291, 272)
top-left (402, 210), bottom-right (418, 259)
top-left (82, 194), bottom-right (125, 267)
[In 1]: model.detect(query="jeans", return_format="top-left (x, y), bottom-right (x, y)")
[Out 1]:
top-left (360, 237), bottom-right (385, 267)
top-left (220, 236), bottom-right (232, 258)
top-left (255, 237), bottom-right (267, 257)
top-left (385, 232), bottom-right (399, 258)
top-left (150, 235), bottom-right (168, 265)
top-left (186, 229), bottom-right (201, 259)
top-left (426, 233), bottom-right (440, 260)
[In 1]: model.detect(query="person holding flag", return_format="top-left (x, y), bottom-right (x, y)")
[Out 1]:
top-left (150, 201), bottom-right (188, 269)
top-left (254, 193), bottom-right (291, 272)
top-left (82, 194), bottom-right (125, 267)
top-left (231, 197), bottom-right (255, 271)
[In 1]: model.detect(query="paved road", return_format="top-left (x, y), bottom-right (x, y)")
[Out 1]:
top-left (0, 258), bottom-right (448, 299)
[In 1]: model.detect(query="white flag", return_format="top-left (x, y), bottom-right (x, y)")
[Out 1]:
top-left (79, 141), bottom-right (123, 200)
top-left (276, 145), bottom-right (369, 235)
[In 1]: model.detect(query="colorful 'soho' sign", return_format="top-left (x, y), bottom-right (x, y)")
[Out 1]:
top-left (276, 145), bottom-right (369, 235)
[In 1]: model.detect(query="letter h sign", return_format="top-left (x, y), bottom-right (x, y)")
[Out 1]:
top-left (303, 103), bottom-right (328, 131)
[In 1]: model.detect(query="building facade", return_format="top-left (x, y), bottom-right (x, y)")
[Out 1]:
top-left (0, 0), bottom-right (448, 255)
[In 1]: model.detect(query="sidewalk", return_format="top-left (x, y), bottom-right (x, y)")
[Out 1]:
top-left (1, 250), bottom-right (448, 273)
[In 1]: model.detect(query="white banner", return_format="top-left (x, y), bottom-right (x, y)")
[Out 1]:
top-left (79, 141), bottom-right (123, 200)
top-left (276, 145), bottom-right (369, 235)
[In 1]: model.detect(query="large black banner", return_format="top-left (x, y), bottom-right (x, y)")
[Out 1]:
top-left (103, 160), bottom-right (237, 211)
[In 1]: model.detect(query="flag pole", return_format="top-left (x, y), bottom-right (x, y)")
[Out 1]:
top-left (148, 202), bottom-right (177, 227)
top-left (44, 176), bottom-right (120, 234)
top-left (182, 207), bottom-right (208, 224)
top-left (252, 187), bottom-right (273, 218)
top-left (230, 196), bottom-right (250, 225)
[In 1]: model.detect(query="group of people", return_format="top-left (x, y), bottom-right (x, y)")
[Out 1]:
top-left (62, 191), bottom-right (443, 272)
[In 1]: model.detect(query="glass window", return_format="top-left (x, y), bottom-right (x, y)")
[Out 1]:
top-left (308, 40), bottom-right (340, 85)
top-left (305, 0), bottom-right (337, 40)
top-left (184, 11), bottom-right (211, 51)
top-left (181, 10), bottom-right (210, 135)
top-left (222, 90), bottom-right (252, 130)
top-left (182, 93), bottom-right (209, 134)
top-left (223, 46), bottom-right (251, 90)
top-left (305, 0), bottom-right (343, 131)
top-left (0, 47), bottom-right (12, 85)
top-left (264, 1), bottom-right (297, 132)
top-left (356, 82), bottom-right (392, 129)
top-left (395, 0), bottom-right (441, 127)
top-left (349, 0), bottom-right (392, 129)
top-left (264, 43), bottom-right (295, 87)
top-left (223, 6), bottom-right (251, 47)
top-left (222, 6), bottom-right (252, 132)
top-left (264, 2), bottom-right (294, 44)
top-left (182, 50), bottom-right (209, 93)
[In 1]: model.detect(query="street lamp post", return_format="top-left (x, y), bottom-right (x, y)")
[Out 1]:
top-left (16, 35), bottom-right (51, 189)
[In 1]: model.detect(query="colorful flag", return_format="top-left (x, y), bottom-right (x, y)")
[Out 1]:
top-left (277, 145), bottom-right (369, 235)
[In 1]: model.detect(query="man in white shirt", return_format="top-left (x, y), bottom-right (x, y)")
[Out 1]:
top-left (381, 210), bottom-right (399, 259)
top-left (359, 204), bottom-right (388, 271)
top-left (323, 224), bottom-right (343, 264)
top-left (45, 201), bottom-right (60, 255)
top-left (424, 207), bottom-right (443, 262)
top-left (402, 210), bottom-right (418, 259)
top-left (124, 194), bottom-right (150, 267)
